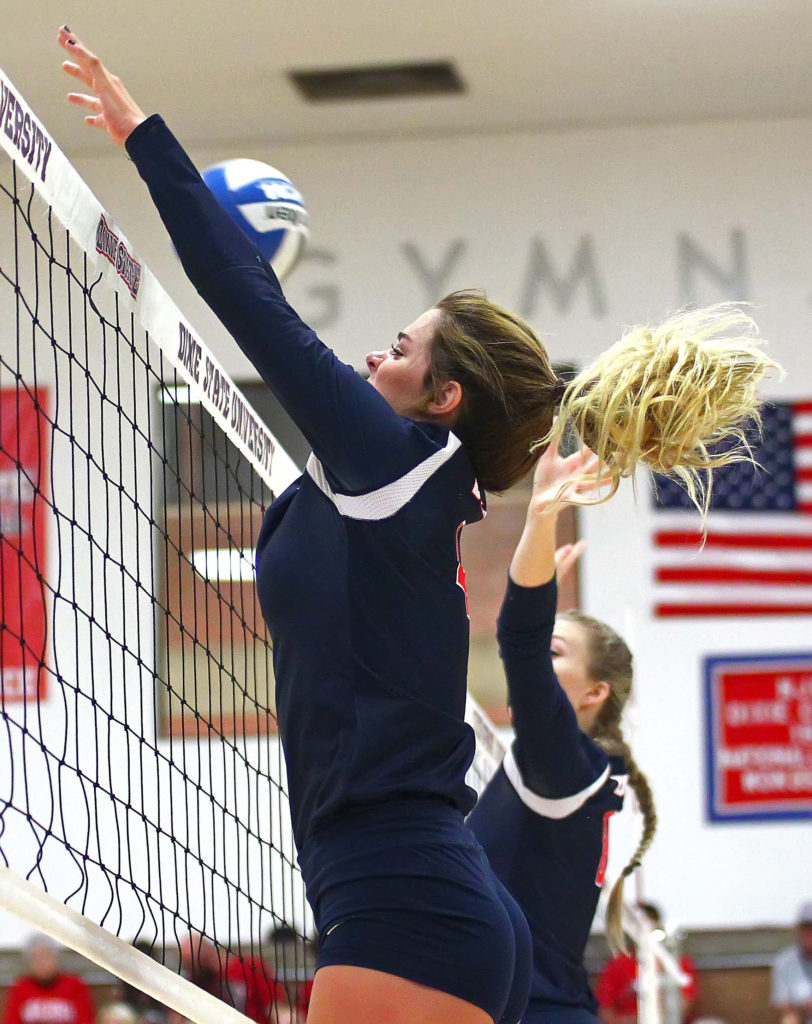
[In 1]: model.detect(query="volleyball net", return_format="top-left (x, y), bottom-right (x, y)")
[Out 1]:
top-left (0, 67), bottom-right (310, 1023)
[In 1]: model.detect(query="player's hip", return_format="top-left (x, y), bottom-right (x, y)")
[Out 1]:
top-left (299, 798), bottom-right (533, 1022)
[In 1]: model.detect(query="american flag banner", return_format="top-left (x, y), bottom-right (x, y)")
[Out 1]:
top-left (651, 401), bottom-right (812, 617)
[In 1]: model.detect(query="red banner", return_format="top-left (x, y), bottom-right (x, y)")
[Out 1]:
top-left (0, 386), bottom-right (49, 701)
top-left (705, 653), bottom-right (812, 821)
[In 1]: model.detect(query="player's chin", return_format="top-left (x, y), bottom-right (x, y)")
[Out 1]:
top-left (368, 376), bottom-right (393, 406)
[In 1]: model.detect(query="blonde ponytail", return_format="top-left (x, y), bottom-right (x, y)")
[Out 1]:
top-left (551, 305), bottom-right (780, 516)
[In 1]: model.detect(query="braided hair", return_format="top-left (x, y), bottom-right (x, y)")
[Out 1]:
top-left (559, 610), bottom-right (657, 954)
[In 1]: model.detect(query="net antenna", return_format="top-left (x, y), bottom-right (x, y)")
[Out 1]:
top-left (0, 66), bottom-right (307, 1024)
top-left (464, 695), bottom-right (689, 1024)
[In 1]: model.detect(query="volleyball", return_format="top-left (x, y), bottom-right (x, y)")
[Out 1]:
top-left (201, 159), bottom-right (309, 281)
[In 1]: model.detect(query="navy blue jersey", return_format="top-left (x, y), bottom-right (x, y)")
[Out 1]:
top-left (467, 577), bottom-right (626, 1016)
top-left (126, 117), bottom-right (484, 849)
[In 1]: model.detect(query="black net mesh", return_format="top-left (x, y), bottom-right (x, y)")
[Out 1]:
top-left (0, 149), bottom-right (314, 1020)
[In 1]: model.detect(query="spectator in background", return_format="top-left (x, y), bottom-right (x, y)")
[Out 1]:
top-left (224, 948), bottom-right (286, 1024)
top-left (2, 935), bottom-right (95, 1024)
top-left (596, 903), bottom-right (698, 1024)
top-left (177, 933), bottom-right (221, 1001)
top-left (177, 930), bottom-right (287, 1024)
top-left (771, 901), bottom-right (812, 1024)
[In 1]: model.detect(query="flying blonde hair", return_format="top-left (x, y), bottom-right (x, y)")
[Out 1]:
top-left (549, 305), bottom-right (780, 515)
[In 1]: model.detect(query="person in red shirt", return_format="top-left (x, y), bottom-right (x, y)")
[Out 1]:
top-left (177, 931), bottom-right (288, 1024)
top-left (224, 951), bottom-right (287, 1023)
top-left (2, 936), bottom-right (94, 1024)
top-left (596, 904), bottom-right (698, 1024)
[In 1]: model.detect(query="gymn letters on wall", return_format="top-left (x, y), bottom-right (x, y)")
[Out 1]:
top-left (0, 387), bottom-right (50, 701)
top-left (296, 229), bottom-right (749, 332)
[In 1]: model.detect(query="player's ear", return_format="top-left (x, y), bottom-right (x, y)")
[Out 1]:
top-left (426, 379), bottom-right (462, 417)
top-left (582, 680), bottom-right (610, 709)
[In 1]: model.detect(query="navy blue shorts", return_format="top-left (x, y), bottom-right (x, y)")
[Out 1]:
top-left (299, 798), bottom-right (532, 1023)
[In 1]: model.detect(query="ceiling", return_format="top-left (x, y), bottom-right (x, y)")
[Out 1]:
top-left (3, 1), bottom-right (812, 156)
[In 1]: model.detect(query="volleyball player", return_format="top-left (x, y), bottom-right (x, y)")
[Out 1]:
top-left (57, 26), bottom-right (776, 1024)
top-left (467, 438), bottom-right (653, 1024)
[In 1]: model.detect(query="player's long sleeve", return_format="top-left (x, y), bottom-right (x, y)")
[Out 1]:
top-left (124, 115), bottom-right (438, 492)
top-left (498, 575), bottom-right (607, 798)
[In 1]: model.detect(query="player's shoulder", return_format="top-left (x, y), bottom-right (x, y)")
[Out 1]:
top-left (583, 740), bottom-right (627, 792)
top-left (606, 752), bottom-right (628, 793)
top-left (375, 419), bottom-right (484, 520)
top-left (577, 734), bottom-right (618, 790)
top-left (309, 418), bottom-right (480, 512)
top-left (407, 421), bottom-right (479, 485)
top-left (405, 421), bottom-right (474, 473)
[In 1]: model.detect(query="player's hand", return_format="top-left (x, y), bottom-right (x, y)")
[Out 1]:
top-left (554, 540), bottom-right (586, 584)
top-left (528, 434), bottom-right (612, 519)
top-left (58, 27), bottom-right (146, 146)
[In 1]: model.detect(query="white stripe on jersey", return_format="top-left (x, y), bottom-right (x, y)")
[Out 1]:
top-left (503, 745), bottom-right (610, 819)
top-left (305, 433), bottom-right (463, 521)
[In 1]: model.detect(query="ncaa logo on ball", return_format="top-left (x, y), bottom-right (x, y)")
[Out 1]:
top-left (202, 158), bottom-right (309, 281)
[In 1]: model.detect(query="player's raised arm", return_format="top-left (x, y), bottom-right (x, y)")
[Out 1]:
top-left (499, 440), bottom-right (611, 797)
top-left (57, 27), bottom-right (437, 493)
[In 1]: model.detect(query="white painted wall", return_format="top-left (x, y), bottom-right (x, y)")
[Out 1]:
top-left (3, 112), bottom-right (811, 944)
top-left (67, 116), bottom-right (812, 391)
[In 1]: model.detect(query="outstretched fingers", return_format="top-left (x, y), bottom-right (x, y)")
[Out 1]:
top-left (67, 93), bottom-right (102, 112)
top-left (58, 26), bottom-right (111, 103)
top-left (564, 444), bottom-right (598, 472)
top-left (58, 27), bottom-right (101, 70)
top-left (61, 61), bottom-right (94, 89)
top-left (555, 539), bottom-right (586, 583)
top-left (65, 92), bottom-right (107, 131)
top-left (570, 471), bottom-right (615, 503)
top-left (56, 25), bottom-right (147, 146)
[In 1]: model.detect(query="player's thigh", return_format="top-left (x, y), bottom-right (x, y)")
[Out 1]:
top-left (306, 965), bottom-right (494, 1024)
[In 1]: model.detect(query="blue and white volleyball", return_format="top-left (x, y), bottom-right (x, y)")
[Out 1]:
top-left (202, 159), bottom-right (309, 280)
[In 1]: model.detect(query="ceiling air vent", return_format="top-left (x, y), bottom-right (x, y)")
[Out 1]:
top-left (289, 61), bottom-right (464, 102)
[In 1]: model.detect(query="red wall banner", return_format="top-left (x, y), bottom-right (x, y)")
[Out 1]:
top-left (0, 386), bottom-right (49, 701)
top-left (705, 653), bottom-right (812, 821)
